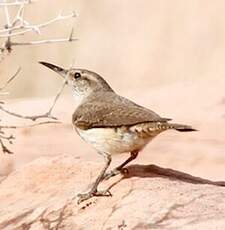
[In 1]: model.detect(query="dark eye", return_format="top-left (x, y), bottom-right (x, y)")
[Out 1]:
top-left (74, 72), bottom-right (81, 79)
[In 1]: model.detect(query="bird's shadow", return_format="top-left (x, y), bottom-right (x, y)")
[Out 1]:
top-left (115, 164), bottom-right (225, 187)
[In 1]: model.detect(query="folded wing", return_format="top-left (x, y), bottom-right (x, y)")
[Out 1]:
top-left (73, 92), bottom-right (171, 129)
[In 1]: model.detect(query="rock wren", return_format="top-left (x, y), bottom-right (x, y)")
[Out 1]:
top-left (40, 61), bottom-right (197, 203)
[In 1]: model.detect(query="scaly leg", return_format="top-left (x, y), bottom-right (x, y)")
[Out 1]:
top-left (103, 150), bottom-right (139, 180)
top-left (77, 152), bottom-right (112, 204)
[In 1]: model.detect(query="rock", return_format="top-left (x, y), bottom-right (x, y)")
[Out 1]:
top-left (0, 153), bottom-right (14, 177)
top-left (0, 154), bottom-right (225, 230)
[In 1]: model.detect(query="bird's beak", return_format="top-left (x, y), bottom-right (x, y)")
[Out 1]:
top-left (39, 61), bottom-right (68, 78)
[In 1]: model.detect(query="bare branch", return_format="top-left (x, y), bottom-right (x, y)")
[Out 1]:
top-left (48, 82), bottom-right (67, 116)
top-left (3, 3), bottom-right (11, 27)
top-left (0, 1), bottom-right (34, 7)
top-left (0, 105), bottom-right (57, 121)
top-left (0, 120), bottom-right (61, 129)
top-left (0, 1), bottom-right (77, 55)
top-left (0, 65), bottom-right (67, 155)
top-left (11, 3), bottom-right (25, 27)
top-left (0, 120), bottom-right (61, 154)
top-left (5, 26), bottom-right (77, 48)
top-left (0, 67), bottom-right (21, 91)
top-left (0, 64), bottom-right (69, 122)
top-left (0, 1), bottom-right (77, 154)
top-left (0, 133), bottom-right (14, 140)
top-left (0, 12), bottom-right (76, 37)
top-left (0, 67), bottom-right (68, 121)
top-left (27, 60), bottom-right (73, 119)
top-left (11, 37), bottom-right (77, 46)
top-left (0, 139), bottom-right (13, 154)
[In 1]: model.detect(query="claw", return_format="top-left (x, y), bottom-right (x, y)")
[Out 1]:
top-left (94, 189), bottom-right (112, 197)
top-left (77, 192), bottom-right (94, 204)
top-left (77, 188), bottom-right (112, 204)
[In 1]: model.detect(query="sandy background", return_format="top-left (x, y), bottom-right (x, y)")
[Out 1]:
top-left (0, 1), bottom-right (225, 181)
top-left (1, 0), bottom-right (225, 97)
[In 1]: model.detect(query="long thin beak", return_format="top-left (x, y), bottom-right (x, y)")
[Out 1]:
top-left (39, 61), bottom-right (68, 78)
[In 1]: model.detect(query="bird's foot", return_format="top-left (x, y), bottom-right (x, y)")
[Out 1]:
top-left (77, 188), bottom-right (112, 204)
top-left (103, 167), bottom-right (129, 180)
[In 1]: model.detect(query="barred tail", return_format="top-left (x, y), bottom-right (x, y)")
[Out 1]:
top-left (168, 123), bottom-right (197, 132)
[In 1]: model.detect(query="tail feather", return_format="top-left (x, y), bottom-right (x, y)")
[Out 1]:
top-left (168, 123), bottom-right (197, 132)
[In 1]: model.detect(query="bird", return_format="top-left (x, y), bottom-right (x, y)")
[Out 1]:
top-left (39, 61), bottom-right (197, 204)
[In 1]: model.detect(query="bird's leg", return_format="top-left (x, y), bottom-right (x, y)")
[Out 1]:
top-left (103, 150), bottom-right (139, 180)
top-left (77, 152), bottom-right (112, 204)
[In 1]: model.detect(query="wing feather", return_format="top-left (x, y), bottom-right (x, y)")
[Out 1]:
top-left (73, 92), bottom-right (171, 129)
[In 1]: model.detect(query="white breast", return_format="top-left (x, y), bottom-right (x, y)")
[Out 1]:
top-left (75, 126), bottom-right (154, 154)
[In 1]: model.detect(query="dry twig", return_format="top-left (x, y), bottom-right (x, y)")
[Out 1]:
top-left (0, 62), bottom-right (72, 153)
top-left (0, 1), bottom-right (34, 7)
top-left (0, 0), bottom-right (77, 59)
top-left (0, 120), bottom-right (61, 130)
top-left (0, 67), bottom-right (21, 91)
top-left (0, 69), bottom-right (65, 153)
top-left (0, 138), bottom-right (13, 154)
top-left (0, 1), bottom-right (77, 154)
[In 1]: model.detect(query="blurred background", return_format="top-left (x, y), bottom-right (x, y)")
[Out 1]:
top-left (1, 0), bottom-right (225, 98)
top-left (0, 0), bottom-right (224, 181)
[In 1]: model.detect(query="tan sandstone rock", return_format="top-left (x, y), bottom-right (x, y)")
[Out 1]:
top-left (0, 154), bottom-right (225, 230)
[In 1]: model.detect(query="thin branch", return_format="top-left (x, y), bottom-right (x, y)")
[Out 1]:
top-left (11, 37), bottom-right (77, 46)
top-left (11, 3), bottom-right (25, 28)
top-left (0, 60), bottom-right (69, 125)
top-left (3, 2), bottom-right (11, 27)
top-left (0, 1), bottom-right (77, 54)
top-left (0, 120), bottom-right (60, 153)
top-left (69, 27), bottom-right (74, 40)
top-left (0, 1), bottom-right (77, 154)
top-left (0, 139), bottom-right (13, 154)
top-left (0, 133), bottom-right (14, 140)
top-left (0, 120), bottom-right (61, 129)
top-left (42, 60), bottom-right (74, 116)
top-left (0, 1), bottom-right (34, 7)
top-left (1, 0), bottom-right (12, 55)
top-left (0, 12), bottom-right (76, 37)
top-left (0, 67), bottom-right (21, 91)
top-left (0, 105), bottom-right (57, 121)
top-left (40, 61), bottom-right (73, 116)
top-left (7, 26), bottom-right (77, 47)
top-left (0, 64), bottom-right (69, 122)
top-left (0, 70), bottom-right (69, 121)
top-left (48, 83), bottom-right (67, 116)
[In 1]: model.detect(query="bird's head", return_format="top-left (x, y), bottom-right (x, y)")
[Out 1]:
top-left (39, 61), bottom-right (113, 103)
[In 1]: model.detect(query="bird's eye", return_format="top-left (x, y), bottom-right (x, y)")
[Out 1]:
top-left (74, 72), bottom-right (81, 79)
